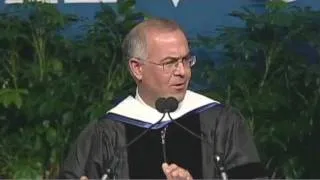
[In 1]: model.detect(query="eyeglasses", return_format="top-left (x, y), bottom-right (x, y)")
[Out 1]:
top-left (135, 55), bottom-right (196, 73)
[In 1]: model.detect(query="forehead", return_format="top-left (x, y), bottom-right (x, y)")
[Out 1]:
top-left (146, 30), bottom-right (189, 61)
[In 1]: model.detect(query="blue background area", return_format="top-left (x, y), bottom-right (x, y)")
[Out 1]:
top-left (0, 0), bottom-right (319, 78)
top-left (1, 0), bottom-right (320, 38)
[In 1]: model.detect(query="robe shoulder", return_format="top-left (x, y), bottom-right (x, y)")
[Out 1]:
top-left (58, 119), bottom-right (125, 179)
top-left (203, 105), bottom-right (268, 178)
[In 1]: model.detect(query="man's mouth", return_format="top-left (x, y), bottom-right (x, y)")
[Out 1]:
top-left (172, 83), bottom-right (186, 89)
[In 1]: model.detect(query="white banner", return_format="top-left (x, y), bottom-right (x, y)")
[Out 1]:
top-left (4, 0), bottom-right (181, 7)
top-left (64, 0), bottom-right (117, 3)
top-left (4, 0), bottom-right (117, 3)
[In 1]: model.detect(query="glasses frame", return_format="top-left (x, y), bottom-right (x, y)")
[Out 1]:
top-left (133, 55), bottom-right (197, 73)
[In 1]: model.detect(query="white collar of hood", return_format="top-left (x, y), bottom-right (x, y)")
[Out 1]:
top-left (106, 89), bottom-right (220, 124)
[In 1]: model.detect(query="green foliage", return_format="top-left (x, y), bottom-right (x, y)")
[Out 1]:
top-left (196, 1), bottom-right (320, 178)
top-left (0, 0), bottom-right (142, 178)
top-left (1, 0), bottom-right (320, 179)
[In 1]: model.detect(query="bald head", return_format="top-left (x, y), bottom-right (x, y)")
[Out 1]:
top-left (122, 18), bottom-right (185, 61)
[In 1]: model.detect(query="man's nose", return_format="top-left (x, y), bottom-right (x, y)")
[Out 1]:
top-left (173, 60), bottom-right (186, 76)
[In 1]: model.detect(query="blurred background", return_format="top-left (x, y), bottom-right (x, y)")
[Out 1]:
top-left (0, 0), bottom-right (320, 179)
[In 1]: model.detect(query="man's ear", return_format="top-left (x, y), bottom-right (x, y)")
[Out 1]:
top-left (128, 58), bottom-right (143, 81)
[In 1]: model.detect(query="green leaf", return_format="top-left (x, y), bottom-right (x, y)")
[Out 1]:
top-left (46, 127), bottom-right (57, 146)
top-left (266, 1), bottom-right (288, 12)
top-left (62, 111), bottom-right (73, 126)
top-left (0, 89), bottom-right (26, 109)
top-left (14, 93), bottom-right (22, 109)
top-left (118, 0), bottom-right (136, 15)
top-left (50, 58), bottom-right (63, 76)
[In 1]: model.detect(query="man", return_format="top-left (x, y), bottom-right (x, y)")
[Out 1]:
top-left (59, 18), bottom-right (267, 179)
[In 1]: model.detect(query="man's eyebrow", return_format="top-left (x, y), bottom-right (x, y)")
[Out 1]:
top-left (159, 52), bottom-right (191, 62)
top-left (159, 56), bottom-right (179, 62)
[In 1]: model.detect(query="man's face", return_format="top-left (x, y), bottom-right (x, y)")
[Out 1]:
top-left (140, 29), bottom-right (192, 103)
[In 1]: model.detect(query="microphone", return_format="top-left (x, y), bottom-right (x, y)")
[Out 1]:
top-left (101, 97), bottom-right (170, 180)
top-left (155, 97), bottom-right (179, 113)
top-left (165, 97), bottom-right (179, 112)
top-left (164, 97), bottom-right (228, 180)
top-left (155, 97), bottom-right (167, 113)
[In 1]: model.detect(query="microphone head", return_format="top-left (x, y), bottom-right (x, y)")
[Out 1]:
top-left (165, 97), bottom-right (179, 112)
top-left (155, 97), bottom-right (167, 113)
top-left (155, 97), bottom-right (179, 113)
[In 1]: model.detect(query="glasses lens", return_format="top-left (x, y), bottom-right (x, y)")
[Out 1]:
top-left (162, 56), bottom-right (196, 72)
top-left (189, 56), bottom-right (196, 67)
top-left (163, 63), bottom-right (176, 73)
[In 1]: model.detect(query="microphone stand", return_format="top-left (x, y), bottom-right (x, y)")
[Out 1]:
top-left (167, 112), bottom-right (228, 180)
top-left (214, 155), bottom-right (228, 180)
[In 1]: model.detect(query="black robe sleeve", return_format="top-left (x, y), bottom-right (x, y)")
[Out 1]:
top-left (58, 120), bottom-right (129, 179)
top-left (58, 122), bottom-right (106, 179)
top-left (220, 106), bottom-right (267, 178)
top-left (58, 123), bottom-right (96, 178)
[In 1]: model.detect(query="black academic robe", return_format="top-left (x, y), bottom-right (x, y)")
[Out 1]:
top-left (59, 103), bottom-right (267, 179)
